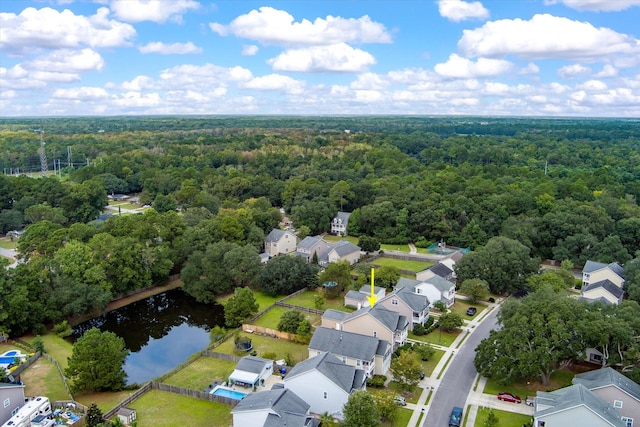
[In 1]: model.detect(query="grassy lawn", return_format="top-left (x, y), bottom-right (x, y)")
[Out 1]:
top-left (127, 389), bottom-right (232, 427)
top-left (162, 357), bottom-right (237, 391)
top-left (483, 369), bottom-right (575, 398)
top-left (285, 289), bottom-right (353, 312)
top-left (449, 299), bottom-right (488, 320)
top-left (371, 257), bottom-right (432, 273)
top-left (217, 290), bottom-right (280, 312)
top-left (0, 238), bottom-right (17, 249)
top-left (215, 333), bottom-right (309, 364)
top-left (410, 328), bottom-right (461, 347)
top-left (251, 306), bottom-right (320, 330)
top-left (21, 356), bottom-right (70, 402)
top-left (26, 333), bottom-right (74, 371)
top-left (380, 244), bottom-right (411, 253)
top-left (383, 407), bottom-right (413, 426)
top-left (387, 382), bottom-right (420, 403)
top-left (75, 390), bottom-right (131, 413)
top-left (474, 407), bottom-right (532, 427)
top-left (420, 349), bottom-right (445, 377)
top-left (323, 235), bottom-right (359, 244)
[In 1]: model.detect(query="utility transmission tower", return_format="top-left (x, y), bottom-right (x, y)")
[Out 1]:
top-left (37, 129), bottom-right (48, 173)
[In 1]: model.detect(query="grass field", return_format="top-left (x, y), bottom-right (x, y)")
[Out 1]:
top-left (449, 299), bottom-right (488, 320)
top-left (217, 291), bottom-right (280, 312)
top-left (371, 257), bottom-right (432, 273)
top-left (20, 357), bottom-right (70, 402)
top-left (128, 389), bottom-right (232, 427)
top-left (483, 369), bottom-right (575, 397)
top-left (410, 327), bottom-right (461, 347)
top-left (474, 407), bottom-right (532, 427)
top-left (420, 349), bottom-right (446, 377)
top-left (214, 333), bottom-right (309, 364)
top-left (162, 357), bottom-right (237, 391)
top-left (380, 244), bottom-right (411, 253)
top-left (285, 289), bottom-right (353, 312)
top-left (0, 238), bottom-right (17, 249)
top-left (386, 407), bottom-right (413, 426)
top-left (323, 235), bottom-right (359, 244)
top-left (251, 306), bottom-right (321, 330)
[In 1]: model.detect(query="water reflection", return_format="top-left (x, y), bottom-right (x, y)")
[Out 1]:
top-left (71, 288), bottom-right (225, 384)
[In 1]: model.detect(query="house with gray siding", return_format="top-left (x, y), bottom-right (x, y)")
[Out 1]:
top-left (378, 284), bottom-right (430, 331)
top-left (0, 383), bottom-right (25, 425)
top-left (231, 388), bottom-right (317, 427)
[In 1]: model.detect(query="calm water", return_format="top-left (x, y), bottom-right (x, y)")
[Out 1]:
top-left (71, 288), bottom-right (225, 385)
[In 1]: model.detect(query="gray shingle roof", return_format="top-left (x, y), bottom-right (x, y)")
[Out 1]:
top-left (334, 212), bottom-right (351, 225)
top-left (323, 309), bottom-right (349, 322)
top-left (343, 305), bottom-right (408, 332)
top-left (583, 261), bottom-right (624, 279)
top-left (582, 279), bottom-right (624, 300)
top-left (265, 229), bottom-right (287, 242)
top-left (297, 236), bottom-right (324, 250)
top-left (388, 286), bottom-right (430, 311)
top-left (236, 356), bottom-right (272, 374)
top-left (264, 412), bottom-right (318, 427)
top-left (573, 367), bottom-right (640, 402)
top-left (331, 240), bottom-right (361, 257)
top-left (535, 383), bottom-right (624, 426)
top-left (344, 290), bottom-right (367, 302)
top-left (396, 277), bottom-right (420, 290)
top-left (232, 388), bottom-right (309, 416)
top-left (358, 285), bottom-right (385, 295)
top-left (309, 327), bottom-right (380, 361)
top-left (428, 263), bottom-right (453, 278)
top-left (286, 353), bottom-right (366, 394)
top-left (421, 275), bottom-right (455, 292)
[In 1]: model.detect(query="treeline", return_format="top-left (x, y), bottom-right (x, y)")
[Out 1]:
top-left (0, 116), bottom-right (639, 336)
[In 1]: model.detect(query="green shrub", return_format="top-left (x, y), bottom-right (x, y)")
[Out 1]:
top-left (413, 324), bottom-right (426, 336)
top-left (32, 324), bottom-right (47, 336)
top-left (53, 320), bottom-right (73, 338)
top-left (262, 351), bottom-right (277, 360)
top-left (366, 375), bottom-right (387, 388)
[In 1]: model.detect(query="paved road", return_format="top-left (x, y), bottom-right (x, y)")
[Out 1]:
top-left (421, 308), bottom-right (499, 427)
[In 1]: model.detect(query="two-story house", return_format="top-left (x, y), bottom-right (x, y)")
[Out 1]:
top-left (308, 327), bottom-right (392, 377)
top-left (331, 212), bottom-right (351, 236)
top-left (321, 305), bottom-right (408, 350)
top-left (0, 382), bottom-right (25, 425)
top-left (231, 388), bottom-right (317, 427)
top-left (324, 240), bottom-right (361, 266)
top-left (295, 236), bottom-right (331, 263)
top-left (284, 352), bottom-right (366, 420)
top-left (534, 383), bottom-right (625, 427)
top-left (573, 367), bottom-right (640, 427)
top-left (264, 229), bottom-right (298, 258)
top-left (378, 285), bottom-right (430, 331)
top-left (581, 261), bottom-right (625, 305)
top-left (396, 276), bottom-right (456, 309)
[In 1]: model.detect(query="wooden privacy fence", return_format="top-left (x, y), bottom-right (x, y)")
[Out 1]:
top-left (241, 324), bottom-right (295, 340)
top-left (201, 351), bottom-right (241, 362)
top-left (103, 382), bottom-right (152, 420)
top-left (274, 301), bottom-right (324, 315)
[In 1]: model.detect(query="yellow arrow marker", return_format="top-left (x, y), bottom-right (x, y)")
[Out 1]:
top-left (367, 268), bottom-right (378, 307)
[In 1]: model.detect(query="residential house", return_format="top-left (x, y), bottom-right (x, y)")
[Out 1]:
top-left (321, 305), bottom-right (409, 350)
top-left (534, 383), bottom-right (625, 427)
top-left (583, 261), bottom-right (625, 288)
top-left (573, 367), bottom-right (640, 427)
top-left (0, 382), bottom-right (25, 425)
top-left (416, 262), bottom-right (455, 283)
top-left (331, 212), bottom-right (351, 236)
top-left (228, 356), bottom-right (273, 389)
top-left (581, 280), bottom-right (625, 305)
top-left (324, 240), bottom-right (361, 266)
top-left (295, 236), bottom-right (330, 263)
top-left (284, 352), bottom-right (366, 419)
top-left (344, 285), bottom-right (386, 310)
top-left (308, 327), bottom-right (392, 377)
top-left (264, 229), bottom-right (297, 258)
top-left (231, 388), bottom-right (317, 427)
top-left (378, 284), bottom-right (430, 331)
top-left (396, 276), bottom-right (456, 309)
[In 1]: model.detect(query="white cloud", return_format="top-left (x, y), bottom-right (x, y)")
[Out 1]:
top-left (0, 7), bottom-right (136, 54)
top-left (109, 0), bottom-right (200, 24)
top-left (25, 48), bottom-right (104, 72)
top-left (119, 75), bottom-right (155, 91)
top-left (209, 7), bottom-right (391, 46)
top-left (268, 43), bottom-right (376, 72)
top-left (438, 0), bottom-right (489, 22)
top-left (594, 64), bottom-right (619, 78)
top-left (350, 73), bottom-right (389, 90)
top-left (435, 54), bottom-right (513, 78)
top-left (112, 91), bottom-right (161, 107)
top-left (241, 74), bottom-right (306, 94)
top-left (241, 45), bottom-right (259, 56)
top-left (578, 80), bottom-right (607, 91)
top-left (138, 42), bottom-right (202, 55)
top-left (52, 86), bottom-right (109, 99)
top-left (558, 64), bottom-right (591, 78)
top-left (458, 14), bottom-right (640, 61)
top-left (520, 63), bottom-right (540, 74)
top-left (159, 63), bottom-right (253, 88)
top-left (544, 0), bottom-right (640, 12)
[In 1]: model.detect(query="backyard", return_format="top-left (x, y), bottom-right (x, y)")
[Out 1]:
top-left (251, 306), bottom-right (321, 330)
top-left (161, 356), bottom-right (237, 392)
top-left (214, 333), bottom-right (309, 364)
top-left (371, 257), bottom-right (432, 273)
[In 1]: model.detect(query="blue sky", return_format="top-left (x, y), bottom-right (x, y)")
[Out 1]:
top-left (1, 0), bottom-right (639, 117)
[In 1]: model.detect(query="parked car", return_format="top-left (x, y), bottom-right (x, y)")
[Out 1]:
top-left (466, 307), bottom-right (477, 316)
top-left (394, 396), bottom-right (407, 406)
top-left (449, 406), bottom-right (463, 427)
top-left (497, 392), bottom-right (522, 403)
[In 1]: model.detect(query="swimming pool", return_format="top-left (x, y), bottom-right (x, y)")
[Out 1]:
top-left (211, 387), bottom-right (247, 401)
top-left (0, 350), bottom-right (24, 364)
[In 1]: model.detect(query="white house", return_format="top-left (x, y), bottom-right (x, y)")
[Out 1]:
top-left (344, 285), bottom-right (386, 310)
top-left (397, 276), bottom-right (456, 308)
top-left (264, 229), bottom-right (297, 257)
top-left (231, 388), bottom-right (315, 427)
top-left (228, 356), bottom-right (273, 389)
top-left (331, 212), bottom-right (351, 236)
top-left (285, 352), bottom-right (366, 419)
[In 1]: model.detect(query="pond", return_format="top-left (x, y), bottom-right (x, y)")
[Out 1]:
top-left (71, 288), bottom-right (225, 385)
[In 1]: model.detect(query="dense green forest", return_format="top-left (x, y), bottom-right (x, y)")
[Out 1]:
top-left (0, 116), bottom-right (638, 337)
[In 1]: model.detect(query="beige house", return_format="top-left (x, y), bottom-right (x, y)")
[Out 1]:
top-left (378, 284), bottom-right (430, 331)
top-left (581, 260), bottom-right (625, 305)
top-left (325, 240), bottom-right (361, 265)
top-left (321, 305), bottom-right (408, 350)
top-left (295, 235), bottom-right (330, 263)
top-left (573, 367), bottom-right (640, 427)
top-left (264, 229), bottom-right (297, 257)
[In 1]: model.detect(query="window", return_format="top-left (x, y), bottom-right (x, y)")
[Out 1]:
top-left (3, 398), bottom-right (9, 408)
top-left (342, 356), bottom-right (347, 363)
top-left (622, 417), bottom-right (633, 427)
top-left (323, 392), bottom-right (328, 399)
top-left (614, 400), bottom-right (623, 408)
top-left (373, 331), bottom-right (377, 337)
top-left (12, 407), bottom-right (19, 416)
top-left (391, 299), bottom-right (398, 305)
top-left (356, 359), bottom-right (362, 367)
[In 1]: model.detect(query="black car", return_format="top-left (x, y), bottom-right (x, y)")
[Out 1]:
top-left (466, 307), bottom-right (477, 316)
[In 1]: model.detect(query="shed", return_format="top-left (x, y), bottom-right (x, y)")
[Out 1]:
top-left (116, 407), bottom-right (136, 425)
